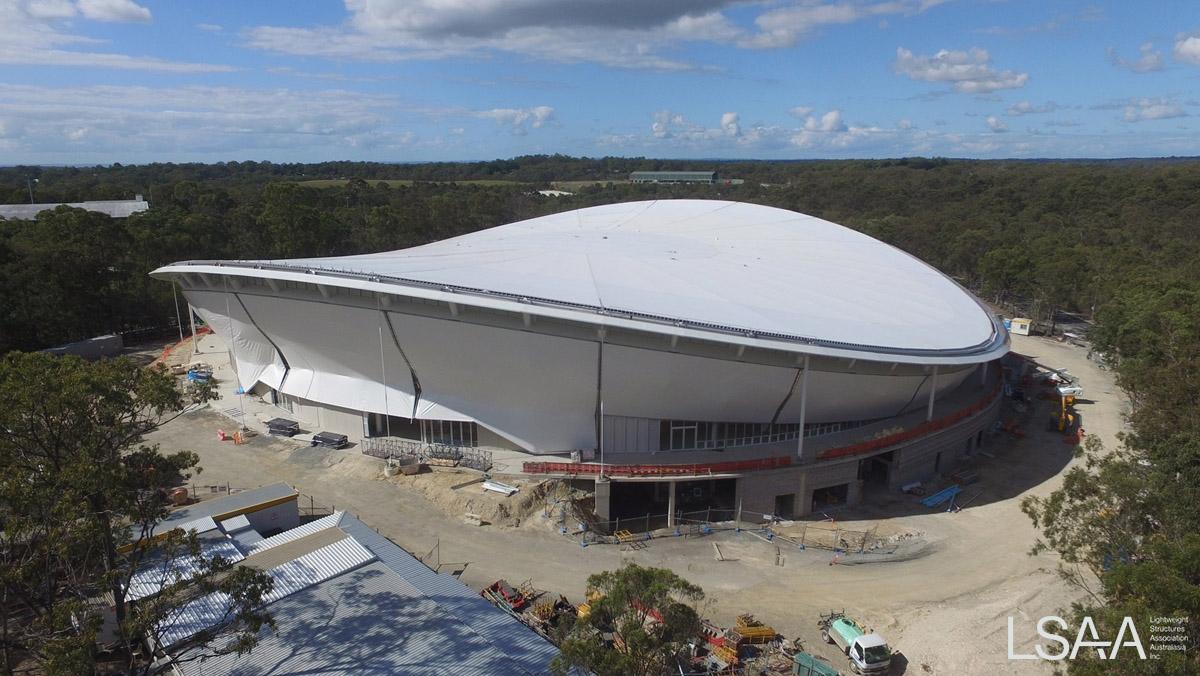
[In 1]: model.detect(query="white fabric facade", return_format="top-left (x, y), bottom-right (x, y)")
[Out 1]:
top-left (184, 287), bottom-right (973, 454)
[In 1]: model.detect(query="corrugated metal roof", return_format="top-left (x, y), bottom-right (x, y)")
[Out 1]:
top-left (150, 483), bottom-right (297, 539)
top-left (218, 514), bottom-right (252, 533)
top-left (164, 513), bottom-right (559, 674)
top-left (338, 514), bottom-right (560, 675)
top-left (157, 590), bottom-right (233, 648)
top-left (126, 537), bottom-right (245, 601)
top-left (157, 536), bottom-right (375, 648)
top-left (261, 536), bottom-right (376, 603)
top-left (178, 563), bottom-right (535, 675)
top-left (244, 511), bottom-right (343, 555)
top-left (174, 516), bottom-right (218, 535)
top-left (228, 530), bottom-right (264, 552)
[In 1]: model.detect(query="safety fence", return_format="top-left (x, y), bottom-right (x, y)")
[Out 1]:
top-left (156, 326), bottom-right (213, 365)
top-left (361, 436), bottom-right (493, 471)
top-left (572, 508), bottom-right (882, 553)
top-left (298, 493), bottom-right (336, 518)
top-left (523, 455), bottom-right (791, 477)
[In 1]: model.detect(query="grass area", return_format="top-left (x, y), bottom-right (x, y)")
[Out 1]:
top-left (295, 178), bottom-right (534, 188)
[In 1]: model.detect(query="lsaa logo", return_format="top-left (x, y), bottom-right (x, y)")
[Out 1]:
top-left (1008, 616), bottom-right (1147, 660)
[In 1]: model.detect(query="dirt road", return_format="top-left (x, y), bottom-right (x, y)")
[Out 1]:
top-left (147, 333), bottom-right (1121, 674)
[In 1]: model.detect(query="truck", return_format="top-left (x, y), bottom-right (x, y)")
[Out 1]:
top-left (818, 612), bottom-right (892, 674)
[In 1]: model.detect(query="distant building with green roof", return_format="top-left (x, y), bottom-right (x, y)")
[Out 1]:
top-left (629, 170), bottom-right (716, 184)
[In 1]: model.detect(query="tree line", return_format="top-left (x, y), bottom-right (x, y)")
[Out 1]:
top-left (2, 157), bottom-right (1198, 354)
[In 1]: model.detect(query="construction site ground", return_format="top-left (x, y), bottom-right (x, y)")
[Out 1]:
top-left (146, 333), bottom-right (1122, 675)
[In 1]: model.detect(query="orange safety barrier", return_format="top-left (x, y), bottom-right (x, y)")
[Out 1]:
top-left (158, 326), bottom-right (213, 364)
top-left (523, 455), bottom-right (791, 477)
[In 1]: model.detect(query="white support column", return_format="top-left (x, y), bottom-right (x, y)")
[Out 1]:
top-left (667, 481), bottom-right (677, 527)
top-left (927, 365), bottom-right (939, 421)
top-left (188, 304), bottom-right (201, 357)
top-left (796, 355), bottom-right (810, 460)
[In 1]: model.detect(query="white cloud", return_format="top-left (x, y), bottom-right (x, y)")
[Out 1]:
top-left (76, 0), bottom-right (149, 22)
top-left (0, 83), bottom-right (420, 160)
top-left (477, 106), bottom-right (555, 134)
top-left (197, 23), bottom-right (223, 32)
top-left (0, 0), bottom-right (232, 71)
top-left (788, 106), bottom-right (813, 118)
top-left (1174, 34), bottom-right (1200, 65)
top-left (720, 111), bottom-right (740, 137)
top-left (1122, 98), bottom-right (1186, 122)
top-left (986, 115), bottom-right (1008, 132)
top-left (893, 47), bottom-right (1029, 93)
top-left (23, 0), bottom-right (76, 19)
top-left (740, 0), bottom-right (946, 49)
top-left (1007, 100), bottom-right (1058, 116)
top-left (803, 109), bottom-right (847, 132)
top-left (1108, 42), bottom-right (1164, 73)
top-left (245, 0), bottom-right (950, 71)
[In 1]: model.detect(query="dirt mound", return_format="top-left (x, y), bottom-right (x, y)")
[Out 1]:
top-left (379, 469), bottom-right (579, 530)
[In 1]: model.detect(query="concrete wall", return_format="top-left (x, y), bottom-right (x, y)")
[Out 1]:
top-left (43, 334), bottom-right (124, 361)
top-left (602, 395), bottom-right (1002, 525)
top-left (734, 460), bottom-right (863, 520)
top-left (888, 394), bottom-right (1001, 489)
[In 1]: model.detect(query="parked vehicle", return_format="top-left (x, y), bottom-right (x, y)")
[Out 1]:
top-left (793, 650), bottom-right (840, 676)
top-left (818, 612), bottom-right (891, 674)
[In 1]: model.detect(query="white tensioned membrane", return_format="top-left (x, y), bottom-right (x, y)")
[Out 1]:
top-left (160, 200), bottom-right (1003, 453)
top-left (275, 200), bottom-right (997, 352)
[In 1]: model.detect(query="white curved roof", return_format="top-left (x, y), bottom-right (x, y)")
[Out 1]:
top-left (157, 200), bottom-right (1003, 359)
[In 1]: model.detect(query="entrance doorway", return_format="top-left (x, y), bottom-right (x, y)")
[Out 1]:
top-left (774, 494), bottom-right (796, 520)
top-left (811, 484), bottom-right (849, 513)
top-left (857, 450), bottom-right (894, 488)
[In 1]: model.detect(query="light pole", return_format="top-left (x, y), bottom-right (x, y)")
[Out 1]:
top-left (26, 178), bottom-right (37, 204)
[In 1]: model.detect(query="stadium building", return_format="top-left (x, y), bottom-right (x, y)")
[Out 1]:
top-left (153, 200), bottom-right (1008, 524)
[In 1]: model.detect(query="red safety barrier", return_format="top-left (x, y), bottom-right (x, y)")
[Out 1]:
top-left (523, 378), bottom-right (1004, 474)
top-left (816, 381), bottom-right (1003, 461)
top-left (523, 455), bottom-right (791, 477)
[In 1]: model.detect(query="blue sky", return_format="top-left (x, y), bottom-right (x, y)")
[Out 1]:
top-left (2, 0), bottom-right (1199, 163)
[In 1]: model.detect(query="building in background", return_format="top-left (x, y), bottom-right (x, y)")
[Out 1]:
top-left (629, 171), bottom-right (716, 184)
top-left (153, 200), bottom-right (1008, 523)
top-left (0, 196), bottom-right (149, 220)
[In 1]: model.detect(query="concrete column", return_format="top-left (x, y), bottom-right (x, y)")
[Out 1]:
top-left (594, 477), bottom-right (612, 528)
top-left (667, 481), bottom-right (677, 527)
top-left (927, 365), bottom-right (939, 421)
top-left (796, 355), bottom-right (810, 461)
